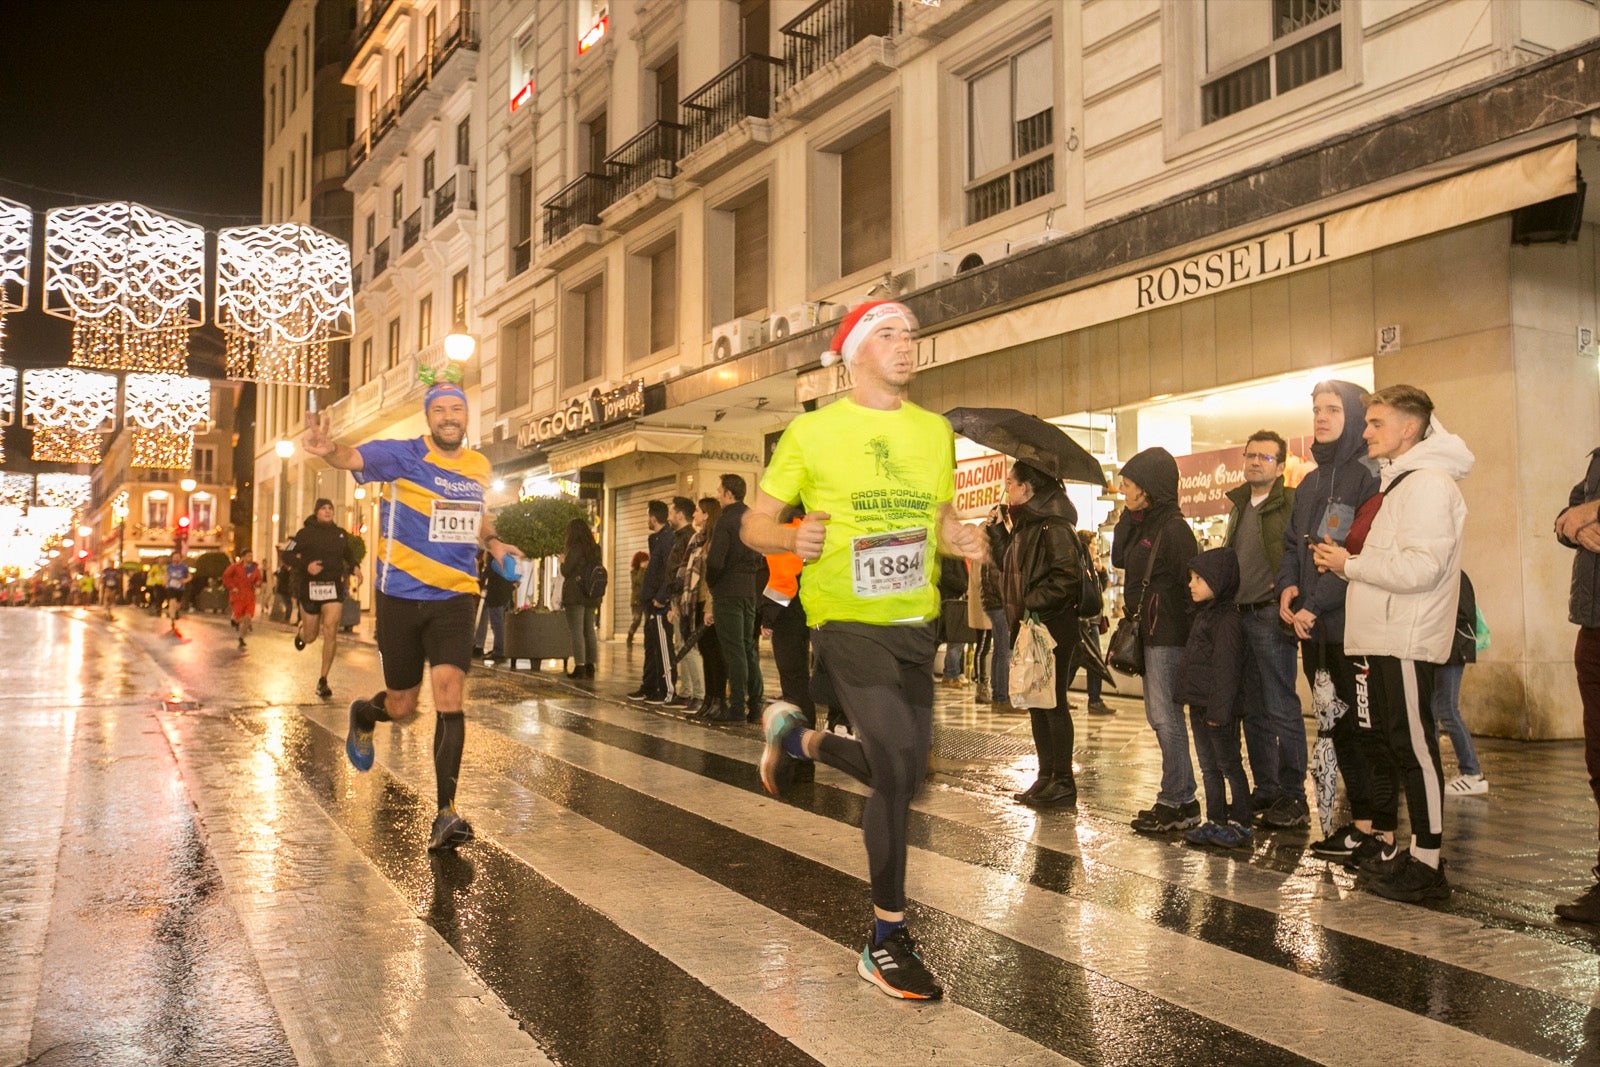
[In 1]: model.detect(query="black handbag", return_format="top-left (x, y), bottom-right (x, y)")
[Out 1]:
top-left (1107, 527), bottom-right (1166, 677)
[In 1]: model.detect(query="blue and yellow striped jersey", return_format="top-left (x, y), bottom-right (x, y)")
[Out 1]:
top-left (354, 437), bottom-right (491, 600)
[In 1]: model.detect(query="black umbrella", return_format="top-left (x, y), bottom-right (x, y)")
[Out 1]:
top-left (944, 408), bottom-right (1107, 487)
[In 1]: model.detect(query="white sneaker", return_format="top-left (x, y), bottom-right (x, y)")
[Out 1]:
top-left (1445, 774), bottom-right (1488, 795)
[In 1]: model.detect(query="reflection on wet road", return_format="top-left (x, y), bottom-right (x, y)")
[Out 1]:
top-left (4, 606), bottom-right (1600, 1066)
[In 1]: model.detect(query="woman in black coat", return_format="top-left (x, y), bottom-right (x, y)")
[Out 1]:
top-left (1001, 461), bottom-right (1087, 809)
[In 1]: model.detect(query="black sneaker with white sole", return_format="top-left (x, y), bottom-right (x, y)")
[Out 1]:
top-left (1131, 802), bottom-right (1202, 833)
top-left (857, 928), bottom-right (944, 1000)
top-left (1309, 823), bottom-right (1370, 861)
top-left (1369, 856), bottom-right (1450, 902)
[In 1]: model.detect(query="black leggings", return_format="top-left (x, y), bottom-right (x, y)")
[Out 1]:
top-left (811, 622), bottom-right (937, 913)
top-left (1028, 641), bottom-right (1076, 780)
top-left (1301, 639), bottom-right (1374, 822)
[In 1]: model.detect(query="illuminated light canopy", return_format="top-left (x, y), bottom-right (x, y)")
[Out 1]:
top-left (0, 472), bottom-right (32, 507)
top-left (43, 201), bottom-right (203, 374)
top-left (124, 373), bottom-right (209, 470)
top-left (578, 14), bottom-right (607, 54)
top-left (216, 223), bottom-right (352, 387)
top-left (35, 473), bottom-right (91, 511)
top-left (0, 363), bottom-right (14, 464)
top-left (0, 197), bottom-right (29, 363)
top-left (24, 367), bottom-right (118, 463)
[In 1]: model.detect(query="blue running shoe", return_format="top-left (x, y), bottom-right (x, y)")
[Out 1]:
top-left (1185, 820), bottom-right (1226, 846)
top-left (759, 700), bottom-right (807, 796)
top-left (427, 809), bottom-right (475, 852)
top-left (857, 928), bottom-right (943, 1000)
top-left (1215, 821), bottom-right (1255, 850)
top-left (345, 699), bottom-right (375, 772)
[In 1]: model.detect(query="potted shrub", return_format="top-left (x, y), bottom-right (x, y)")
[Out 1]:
top-left (341, 531), bottom-right (366, 631)
top-left (494, 497), bottom-right (589, 669)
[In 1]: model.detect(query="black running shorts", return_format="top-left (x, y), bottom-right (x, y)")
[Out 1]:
top-left (299, 579), bottom-right (347, 617)
top-left (375, 590), bottom-right (476, 691)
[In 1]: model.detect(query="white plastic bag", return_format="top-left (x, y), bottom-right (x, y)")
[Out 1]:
top-left (1010, 616), bottom-right (1058, 709)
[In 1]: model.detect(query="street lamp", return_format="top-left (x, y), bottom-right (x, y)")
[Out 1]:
top-left (274, 439), bottom-right (295, 558)
top-left (443, 321), bottom-right (476, 362)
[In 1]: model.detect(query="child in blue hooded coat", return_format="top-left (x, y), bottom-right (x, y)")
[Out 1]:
top-left (1176, 547), bottom-right (1253, 849)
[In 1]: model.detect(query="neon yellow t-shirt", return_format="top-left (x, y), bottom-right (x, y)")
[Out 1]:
top-left (759, 397), bottom-right (955, 626)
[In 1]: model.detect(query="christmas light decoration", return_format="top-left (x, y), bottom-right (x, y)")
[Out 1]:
top-left (0, 363), bottom-right (14, 464)
top-left (24, 367), bottom-right (117, 463)
top-left (124, 373), bottom-right (209, 470)
top-left (43, 201), bottom-right (203, 373)
top-left (216, 223), bottom-right (352, 386)
top-left (35, 473), bottom-right (90, 511)
top-left (0, 472), bottom-right (31, 507)
top-left (0, 197), bottom-right (29, 363)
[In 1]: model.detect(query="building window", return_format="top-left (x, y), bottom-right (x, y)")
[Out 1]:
top-left (425, 10), bottom-right (438, 54)
top-left (1202, 0), bottom-right (1343, 124)
top-left (288, 152), bottom-right (296, 209)
top-left (290, 47), bottom-right (299, 109)
top-left (360, 338), bottom-right (373, 382)
top-left (303, 24), bottom-right (311, 91)
top-left (456, 117), bottom-right (471, 166)
top-left (510, 169), bottom-right (533, 277)
top-left (627, 238), bottom-right (677, 361)
top-left (301, 132), bottom-right (309, 201)
top-left (583, 111), bottom-right (608, 174)
top-left (451, 269), bottom-right (469, 327)
top-left (498, 314), bottom-right (532, 413)
top-left (190, 494), bottom-right (216, 534)
top-left (652, 54), bottom-right (679, 123)
top-left (965, 39), bottom-right (1053, 224)
top-left (394, 48), bottom-right (407, 100)
top-left (840, 127), bottom-right (891, 277)
top-left (387, 318), bottom-right (401, 368)
top-left (423, 151), bottom-right (436, 196)
top-left (562, 277), bottom-right (605, 387)
top-left (733, 188), bottom-right (767, 319)
top-left (268, 86), bottom-right (277, 143)
top-left (367, 87), bottom-right (378, 130)
top-left (145, 492), bottom-right (170, 530)
top-left (364, 212), bottom-right (375, 251)
top-left (418, 295), bottom-right (433, 349)
top-left (740, 0), bottom-right (771, 57)
top-left (392, 186), bottom-right (404, 227)
top-left (192, 446), bottom-right (218, 482)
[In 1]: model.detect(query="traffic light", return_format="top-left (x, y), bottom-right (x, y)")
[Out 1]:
top-left (174, 514), bottom-right (191, 553)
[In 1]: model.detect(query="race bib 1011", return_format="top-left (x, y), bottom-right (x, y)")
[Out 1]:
top-left (430, 499), bottom-right (482, 544)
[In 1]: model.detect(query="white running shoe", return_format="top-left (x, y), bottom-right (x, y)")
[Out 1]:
top-left (1445, 774), bottom-right (1488, 796)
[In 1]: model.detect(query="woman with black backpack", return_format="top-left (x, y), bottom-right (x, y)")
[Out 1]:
top-left (561, 518), bottom-right (603, 678)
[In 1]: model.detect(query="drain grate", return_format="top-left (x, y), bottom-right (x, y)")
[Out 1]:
top-left (931, 725), bottom-right (1036, 763)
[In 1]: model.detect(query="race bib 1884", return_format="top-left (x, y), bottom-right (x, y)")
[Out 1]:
top-left (851, 527), bottom-right (928, 599)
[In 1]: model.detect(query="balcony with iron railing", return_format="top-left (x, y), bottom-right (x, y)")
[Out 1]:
top-left (372, 236), bottom-right (391, 277)
top-left (605, 122), bottom-right (686, 200)
top-left (540, 172), bottom-right (612, 269)
top-left (778, 0), bottom-right (901, 118)
top-left (350, 0), bottom-right (396, 60)
top-left (401, 207), bottom-right (423, 253)
top-left (682, 54), bottom-right (784, 165)
top-left (352, 261), bottom-right (364, 295)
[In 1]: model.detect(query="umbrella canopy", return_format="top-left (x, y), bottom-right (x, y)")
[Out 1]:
top-left (944, 407), bottom-right (1107, 488)
top-left (1071, 619), bottom-right (1117, 690)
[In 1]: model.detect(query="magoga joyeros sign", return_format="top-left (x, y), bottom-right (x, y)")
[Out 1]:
top-left (519, 379), bottom-right (645, 449)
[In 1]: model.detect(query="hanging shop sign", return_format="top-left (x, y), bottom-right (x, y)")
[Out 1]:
top-left (953, 452), bottom-right (1007, 519)
top-left (518, 378), bottom-right (646, 449)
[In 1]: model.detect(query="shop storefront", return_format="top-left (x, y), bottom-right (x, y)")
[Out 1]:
top-left (792, 138), bottom-right (1598, 737)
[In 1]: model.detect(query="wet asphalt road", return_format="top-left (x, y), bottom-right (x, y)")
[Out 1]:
top-left (5, 605), bottom-right (1600, 1066)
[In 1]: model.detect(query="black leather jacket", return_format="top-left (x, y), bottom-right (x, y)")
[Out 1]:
top-left (1001, 487), bottom-right (1081, 636)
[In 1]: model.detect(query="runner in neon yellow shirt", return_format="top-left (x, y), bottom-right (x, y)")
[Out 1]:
top-left (743, 299), bottom-right (986, 1002)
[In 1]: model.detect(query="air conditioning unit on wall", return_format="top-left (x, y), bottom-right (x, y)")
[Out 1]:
top-left (889, 252), bottom-right (956, 296)
top-left (769, 302), bottom-right (829, 340)
top-left (955, 241), bottom-right (1011, 273)
top-left (710, 317), bottom-right (767, 361)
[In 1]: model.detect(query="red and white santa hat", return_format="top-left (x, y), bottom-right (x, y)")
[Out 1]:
top-left (820, 300), bottom-right (914, 368)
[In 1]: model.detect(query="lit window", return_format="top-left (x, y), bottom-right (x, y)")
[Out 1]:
top-left (1202, 0), bottom-right (1343, 125)
top-left (965, 39), bottom-right (1053, 225)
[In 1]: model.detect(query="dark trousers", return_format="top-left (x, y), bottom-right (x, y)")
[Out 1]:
top-left (698, 616), bottom-right (726, 700)
top-left (1301, 639), bottom-right (1375, 822)
top-left (771, 598), bottom-right (814, 725)
top-left (714, 595), bottom-right (762, 713)
top-left (1028, 640), bottom-right (1076, 781)
top-left (1191, 708), bottom-right (1252, 826)
top-left (641, 607), bottom-right (674, 698)
top-left (1577, 628), bottom-right (1600, 875)
top-left (811, 622), bottom-right (937, 913)
top-left (1353, 655), bottom-right (1443, 850)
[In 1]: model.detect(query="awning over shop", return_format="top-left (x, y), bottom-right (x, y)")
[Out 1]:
top-left (798, 139), bottom-right (1578, 403)
top-left (544, 425), bottom-right (703, 472)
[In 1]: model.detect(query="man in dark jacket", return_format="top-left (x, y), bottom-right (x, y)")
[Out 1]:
top-left (285, 498), bottom-right (358, 699)
top-left (660, 497), bottom-right (696, 707)
top-left (1555, 449), bottom-right (1600, 923)
top-left (1277, 379), bottom-right (1380, 861)
top-left (630, 500), bottom-right (676, 702)
top-left (707, 473), bottom-right (767, 722)
top-left (1222, 429), bottom-right (1306, 828)
top-left (1114, 447), bottom-right (1202, 833)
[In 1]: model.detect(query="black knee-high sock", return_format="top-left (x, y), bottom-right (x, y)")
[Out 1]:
top-left (433, 711), bottom-right (465, 811)
top-left (355, 690), bottom-right (393, 730)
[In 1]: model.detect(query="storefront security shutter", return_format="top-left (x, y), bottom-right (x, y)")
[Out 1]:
top-left (612, 477), bottom-right (676, 635)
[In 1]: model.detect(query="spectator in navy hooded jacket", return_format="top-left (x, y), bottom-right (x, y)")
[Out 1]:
top-left (1277, 379), bottom-right (1380, 862)
top-left (1176, 547), bottom-right (1253, 850)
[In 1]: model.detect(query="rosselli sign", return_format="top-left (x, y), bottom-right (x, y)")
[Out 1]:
top-left (1134, 221), bottom-right (1328, 310)
top-left (518, 379), bottom-right (645, 449)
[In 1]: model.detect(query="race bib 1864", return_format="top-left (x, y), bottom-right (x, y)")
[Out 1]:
top-left (429, 500), bottom-right (482, 544)
top-left (851, 527), bottom-right (928, 598)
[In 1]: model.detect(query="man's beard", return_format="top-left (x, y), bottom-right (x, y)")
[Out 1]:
top-left (431, 426), bottom-right (464, 449)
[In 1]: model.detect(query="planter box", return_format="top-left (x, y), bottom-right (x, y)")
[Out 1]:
top-left (505, 610), bottom-right (573, 670)
top-left (196, 588), bottom-right (229, 615)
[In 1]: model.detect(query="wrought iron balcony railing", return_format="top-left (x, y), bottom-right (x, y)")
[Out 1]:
top-left (402, 208), bottom-right (422, 251)
top-left (434, 175), bottom-right (458, 223)
top-left (604, 121), bottom-right (687, 200)
top-left (780, 0), bottom-right (900, 88)
top-left (542, 173), bottom-right (613, 245)
top-left (681, 54), bottom-right (783, 154)
top-left (372, 236), bottom-right (391, 276)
